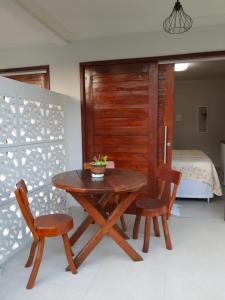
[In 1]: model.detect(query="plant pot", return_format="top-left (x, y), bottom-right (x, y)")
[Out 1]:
top-left (91, 164), bottom-right (106, 178)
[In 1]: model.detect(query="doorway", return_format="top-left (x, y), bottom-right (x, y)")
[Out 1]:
top-left (80, 51), bottom-right (225, 213)
top-left (172, 59), bottom-right (224, 207)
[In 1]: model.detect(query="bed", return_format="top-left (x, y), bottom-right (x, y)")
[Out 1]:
top-left (172, 150), bottom-right (222, 203)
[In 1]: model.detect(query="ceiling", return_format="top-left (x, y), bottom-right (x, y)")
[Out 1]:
top-left (1, 0), bottom-right (225, 48)
top-left (175, 60), bottom-right (225, 80)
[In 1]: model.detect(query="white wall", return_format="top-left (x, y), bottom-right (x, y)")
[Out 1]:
top-left (0, 25), bottom-right (225, 165)
top-left (0, 76), bottom-right (81, 265)
top-left (0, 24), bottom-right (225, 98)
top-left (173, 78), bottom-right (225, 166)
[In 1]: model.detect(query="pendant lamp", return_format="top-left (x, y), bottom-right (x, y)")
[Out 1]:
top-left (163, 0), bottom-right (193, 34)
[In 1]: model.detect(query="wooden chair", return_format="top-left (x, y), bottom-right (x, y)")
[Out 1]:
top-left (15, 180), bottom-right (77, 289)
top-left (84, 161), bottom-right (127, 231)
top-left (133, 168), bottom-right (181, 253)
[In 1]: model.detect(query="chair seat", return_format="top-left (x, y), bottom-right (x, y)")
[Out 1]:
top-left (34, 214), bottom-right (73, 237)
top-left (135, 198), bottom-right (168, 217)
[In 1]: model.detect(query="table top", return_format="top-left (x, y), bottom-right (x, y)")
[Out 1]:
top-left (52, 168), bottom-right (147, 194)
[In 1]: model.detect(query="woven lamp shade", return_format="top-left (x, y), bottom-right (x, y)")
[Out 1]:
top-left (163, 0), bottom-right (193, 34)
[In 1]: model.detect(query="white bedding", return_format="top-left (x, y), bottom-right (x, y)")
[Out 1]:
top-left (172, 150), bottom-right (222, 197)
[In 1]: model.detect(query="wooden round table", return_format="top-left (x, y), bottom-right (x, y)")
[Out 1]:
top-left (52, 168), bottom-right (147, 268)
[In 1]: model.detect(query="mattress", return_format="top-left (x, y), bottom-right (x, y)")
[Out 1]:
top-left (172, 150), bottom-right (222, 197)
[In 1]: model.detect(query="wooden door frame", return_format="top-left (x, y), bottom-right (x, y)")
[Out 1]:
top-left (80, 50), bottom-right (225, 67)
top-left (80, 50), bottom-right (225, 163)
top-left (0, 65), bottom-right (50, 89)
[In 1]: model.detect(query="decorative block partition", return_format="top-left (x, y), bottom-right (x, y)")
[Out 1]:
top-left (0, 77), bottom-right (74, 265)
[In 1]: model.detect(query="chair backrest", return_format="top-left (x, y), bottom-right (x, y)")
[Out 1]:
top-left (83, 161), bottom-right (115, 170)
top-left (15, 180), bottom-right (38, 240)
top-left (157, 167), bottom-right (182, 218)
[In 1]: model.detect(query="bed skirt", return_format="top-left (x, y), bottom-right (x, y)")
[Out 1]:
top-left (176, 179), bottom-right (213, 199)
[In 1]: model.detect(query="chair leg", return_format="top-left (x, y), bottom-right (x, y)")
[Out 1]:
top-left (26, 237), bottom-right (45, 289)
top-left (133, 215), bottom-right (141, 239)
top-left (153, 217), bottom-right (160, 237)
top-left (62, 233), bottom-right (77, 274)
top-left (143, 217), bottom-right (151, 253)
top-left (25, 240), bottom-right (38, 267)
top-left (120, 215), bottom-right (127, 232)
top-left (161, 215), bottom-right (172, 250)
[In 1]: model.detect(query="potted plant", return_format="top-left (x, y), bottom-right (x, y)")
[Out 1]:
top-left (91, 154), bottom-right (108, 178)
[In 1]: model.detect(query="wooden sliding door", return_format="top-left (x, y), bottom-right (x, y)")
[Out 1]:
top-left (80, 60), bottom-right (174, 212)
top-left (158, 64), bottom-right (174, 168)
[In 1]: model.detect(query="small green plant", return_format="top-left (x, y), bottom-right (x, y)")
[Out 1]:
top-left (92, 154), bottom-right (108, 166)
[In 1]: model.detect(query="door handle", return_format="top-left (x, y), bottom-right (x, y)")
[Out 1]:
top-left (164, 126), bottom-right (168, 164)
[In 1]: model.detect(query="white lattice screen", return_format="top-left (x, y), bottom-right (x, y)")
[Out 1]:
top-left (0, 77), bottom-right (77, 265)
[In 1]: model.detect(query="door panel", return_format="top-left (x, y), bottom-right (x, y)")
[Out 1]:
top-left (95, 136), bottom-right (149, 145)
top-left (81, 61), bottom-right (174, 213)
top-left (92, 72), bottom-right (149, 83)
top-left (94, 108), bottom-right (148, 119)
top-left (158, 64), bottom-right (174, 168)
top-left (158, 64), bottom-right (174, 198)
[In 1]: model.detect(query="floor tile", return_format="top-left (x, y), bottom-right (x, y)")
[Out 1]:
top-left (1, 191), bottom-right (225, 300)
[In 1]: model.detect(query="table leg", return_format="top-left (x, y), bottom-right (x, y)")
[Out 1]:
top-left (74, 227), bottom-right (108, 267)
top-left (69, 216), bottom-right (93, 246)
top-left (70, 192), bottom-right (143, 268)
top-left (69, 193), bottom-right (113, 246)
top-left (95, 202), bottom-right (129, 240)
top-left (108, 228), bottom-right (142, 261)
top-left (113, 224), bottom-right (130, 240)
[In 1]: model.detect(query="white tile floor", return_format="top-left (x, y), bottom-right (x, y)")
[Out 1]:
top-left (1, 193), bottom-right (225, 300)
